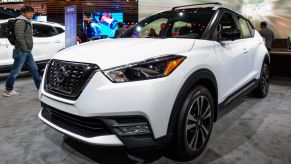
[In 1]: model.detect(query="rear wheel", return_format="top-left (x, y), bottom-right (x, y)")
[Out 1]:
top-left (171, 85), bottom-right (214, 161)
top-left (253, 63), bottom-right (270, 98)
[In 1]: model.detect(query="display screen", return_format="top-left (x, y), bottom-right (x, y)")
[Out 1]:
top-left (34, 15), bottom-right (47, 22)
top-left (139, 0), bottom-right (291, 39)
top-left (84, 12), bottom-right (123, 39)
top-left (65, 5), bottom-right (77, 48)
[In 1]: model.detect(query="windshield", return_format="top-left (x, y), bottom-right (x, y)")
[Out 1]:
top-left (121, 8), bottom-right (215, 39)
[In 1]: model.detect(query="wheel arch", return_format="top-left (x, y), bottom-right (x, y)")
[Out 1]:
top-left (167, 69), bottom-right (218, 136)
top-left (264, 52), bottom-right (270, 66)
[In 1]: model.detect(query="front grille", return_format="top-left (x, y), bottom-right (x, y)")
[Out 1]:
top-left (41, 104), bottom-right (112, 138)
top-left (45, 60), bottom-right (99, 100)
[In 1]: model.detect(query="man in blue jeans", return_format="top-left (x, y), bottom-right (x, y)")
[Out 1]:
top-left (3, 6), bottom-right (41, 97)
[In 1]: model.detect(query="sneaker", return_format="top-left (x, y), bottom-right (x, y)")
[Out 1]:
top-left (3, 90), bottom-right (21, 97)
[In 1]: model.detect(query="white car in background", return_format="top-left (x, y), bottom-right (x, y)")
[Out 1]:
top-left (0, 19), bottom-right (65, 72)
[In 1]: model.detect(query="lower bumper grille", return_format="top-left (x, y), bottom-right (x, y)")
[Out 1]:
top-left (41, 104), bottom-right (112, 138)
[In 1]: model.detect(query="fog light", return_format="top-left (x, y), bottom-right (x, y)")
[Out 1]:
top-left (114, 124), bottom-right (150, 136)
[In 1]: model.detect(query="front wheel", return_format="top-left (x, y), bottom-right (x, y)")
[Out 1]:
top-left (171, 85), bottom-right (214, 161)
top-left (253, 63), bottom-right (270, 98)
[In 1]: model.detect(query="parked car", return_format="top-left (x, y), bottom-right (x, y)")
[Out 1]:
top-left (38, 3), bottom-right (270, 161)
top-left (0, 19), bottom-right (65, 72)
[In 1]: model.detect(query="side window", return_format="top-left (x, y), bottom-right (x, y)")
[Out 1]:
top-left (218, 13), bottom-right (237, 32)
top-left (238, 17), bottom-right (252, 38)
top-left (0, 23), bottom-right (7, 38)
top-left (172, 21), bottom-right (192, 37)
top-left (55, 27), bottom-right (64, 34)
top-left (33, 24), bottom-right (57, 37)
top-left (171, 21), bottom-right (202, 38)
top-left (134, 18), bottom-right (168, 38)
top-left (213, 13), bottom-right (238, 40)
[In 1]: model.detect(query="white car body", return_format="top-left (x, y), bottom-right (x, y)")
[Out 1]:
top-left (0, 19), bottom-right (65, 71)
top-left (38, 4), bottom-right (269, 160)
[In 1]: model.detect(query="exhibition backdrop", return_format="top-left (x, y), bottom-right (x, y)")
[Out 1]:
top-left (139, 0), bottom-right (291, 38)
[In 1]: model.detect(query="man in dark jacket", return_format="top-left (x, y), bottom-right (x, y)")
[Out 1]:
top-left (259, 21), bottom-right (275, 52)
top-left (3, 6), bottom-right (41, 97)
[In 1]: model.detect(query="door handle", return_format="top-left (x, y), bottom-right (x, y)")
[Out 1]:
top-left (55, 40), bottom-right (61, 43)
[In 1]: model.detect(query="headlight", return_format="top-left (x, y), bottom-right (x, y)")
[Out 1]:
top-left (103, 55), bottom-right (186, 83)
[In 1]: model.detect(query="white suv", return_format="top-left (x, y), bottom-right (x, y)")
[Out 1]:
top-left (0, 20), bottom-right (65, 72)
top-left (38, 3), bottom-right (270, 161)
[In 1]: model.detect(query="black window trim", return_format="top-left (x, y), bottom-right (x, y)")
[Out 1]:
top-left (246, 19), bottom-right (255, 37)
top-left (201, 9), bottom-right (220, 40)
top-left (208, 8), bottom-right (257, 41)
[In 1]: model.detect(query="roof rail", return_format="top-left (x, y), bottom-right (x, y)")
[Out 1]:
top-left (172, 2), bottom-right (222, 10)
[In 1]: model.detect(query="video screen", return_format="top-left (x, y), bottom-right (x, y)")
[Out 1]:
top-left (34, 15), bottom-right (47, 22)
top-left (84, 12), bottom-right (123, 39)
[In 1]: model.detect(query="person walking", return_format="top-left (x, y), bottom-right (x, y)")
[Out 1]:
top-left (259, 21), bottom-right (275, 52)
top-left (3, 6), bottom-right (41, 97)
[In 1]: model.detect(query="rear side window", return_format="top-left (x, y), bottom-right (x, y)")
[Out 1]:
top-left (238, 17), bottom-right (252, 38)
top-left (33, 24), bottom-right (57, 37)
top-left (0, 23), bottom-right (7, 38)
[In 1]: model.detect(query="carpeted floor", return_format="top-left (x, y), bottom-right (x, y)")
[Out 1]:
top-left (0, 74), bottom-right (290, 164)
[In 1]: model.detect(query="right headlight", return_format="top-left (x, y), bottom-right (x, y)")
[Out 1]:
top-left (103, 55), bottom-right (186, 83)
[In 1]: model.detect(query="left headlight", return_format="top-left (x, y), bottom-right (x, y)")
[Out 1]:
top-left (103, 55), bottom-right (186, 83)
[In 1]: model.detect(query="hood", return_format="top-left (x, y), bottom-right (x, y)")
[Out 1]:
top-left (54, 38), bottom-right (195, 69)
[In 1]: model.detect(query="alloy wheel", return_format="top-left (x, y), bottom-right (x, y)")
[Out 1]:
top-left (262, 64), bottom-right (270, 95)
top-left (185, 96), bottom-right (212, 151)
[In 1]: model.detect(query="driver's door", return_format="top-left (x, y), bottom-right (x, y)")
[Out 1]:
top-left (213, 12), bottom-right (250, 100)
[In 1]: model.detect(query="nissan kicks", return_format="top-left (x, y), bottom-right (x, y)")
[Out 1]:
top-left (38, 3), bottom-right (270, 161)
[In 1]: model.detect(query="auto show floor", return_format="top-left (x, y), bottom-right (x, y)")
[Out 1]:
top-left (0, 73), bottom-right (291, 164)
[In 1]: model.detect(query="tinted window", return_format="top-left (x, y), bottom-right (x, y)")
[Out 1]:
top-left (33, 24), bottom-right (56, 37)
top-left (135, 18), bottom-right (167, 38)
top-left (212, 13), bottom-right (238, 40)
top-left (238, 17), bottom-right (252, 38)
top-left (0, 23), bottom-right (7, 38)
top-left (218, 13), bottom-right (237, 31)
top-left (121, 8), bottom-right (215, 39)
top-left (55, 27), bottom-right (64, 34)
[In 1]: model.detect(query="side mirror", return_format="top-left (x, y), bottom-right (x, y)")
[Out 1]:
top-left (219, 29), bottom-right (241, 41)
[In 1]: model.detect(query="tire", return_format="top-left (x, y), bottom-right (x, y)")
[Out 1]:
top-left (171, 85), bottom-right (214, 161)
top-left (253, 62), bottom-right (270, 98)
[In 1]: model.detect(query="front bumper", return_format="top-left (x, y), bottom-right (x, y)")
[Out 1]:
top-left (38, 107), bottom-right (124, 146)
top-left (39, 68), bottom-right (186, 148)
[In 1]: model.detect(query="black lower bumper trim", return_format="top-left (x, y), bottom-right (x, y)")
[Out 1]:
top-left (41, 104), bottom-right (112, 138)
